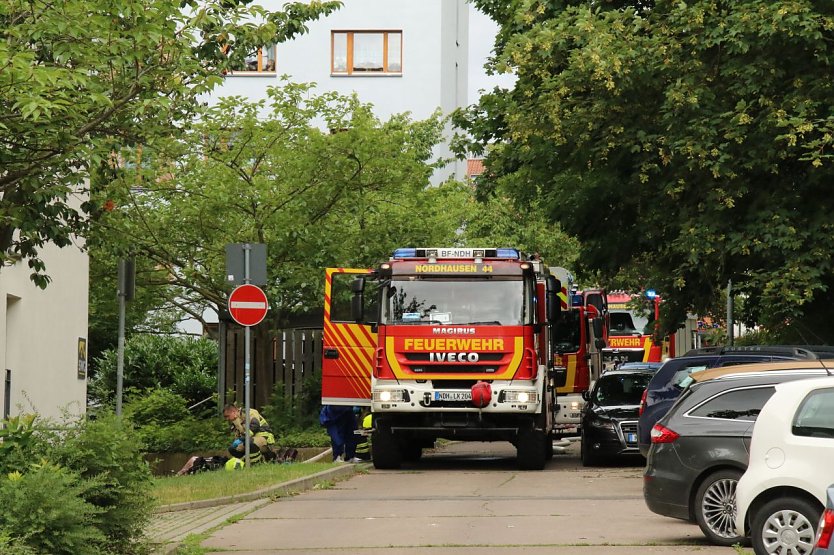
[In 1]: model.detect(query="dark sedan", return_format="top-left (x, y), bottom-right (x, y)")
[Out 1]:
top-left (580, 368), bottom-right (654, 466)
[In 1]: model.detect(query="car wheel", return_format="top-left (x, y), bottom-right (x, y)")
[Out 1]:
top-left (751, 496), bottom-right (821, 555)
top-left (693, 469), bottom-right (745, 546)
top-left (580, 435), bottom-right (602, 467)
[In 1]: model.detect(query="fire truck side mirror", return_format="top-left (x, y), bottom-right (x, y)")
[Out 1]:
top-left (545, 276), bottom-right (561, 322)
top-left (350, 277), bottom-right (365, 322)
top-left (593, 317), bottom-right (607, 349)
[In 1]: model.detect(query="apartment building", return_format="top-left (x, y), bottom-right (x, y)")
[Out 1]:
top-left (213, 0), bottom-right (470, 182)
top-left (0, 238), bottom-right (89, 421)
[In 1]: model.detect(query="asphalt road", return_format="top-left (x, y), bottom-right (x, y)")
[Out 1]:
top-left (200, 440), bottom-right (747, 554)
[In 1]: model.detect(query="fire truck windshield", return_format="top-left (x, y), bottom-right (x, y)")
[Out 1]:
top-left (381, 278), bottom-right (530, 326)
top-left (610, 310), bottom-right (649, 336)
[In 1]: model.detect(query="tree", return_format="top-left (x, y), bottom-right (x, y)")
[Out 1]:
top-left (94, 83), bottom-right (468, 329)
top-left (0, 0), bottom-right (341, 287)
top-left (456, 1), bottom-right (834, 340)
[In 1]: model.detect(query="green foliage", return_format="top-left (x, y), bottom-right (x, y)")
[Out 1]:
top-left (458, 1), bottom-right (834, 338)
top-left (49, 414), bottom-right (154, 553)
top-left (260, 373), bottom-right (323, 435)
top-left (0, 415), bottom-right (45, 475)
top-left (0, 0), bottom-right (341, 285)
top-left (278, 428), bottom-right (331, 448)
top-left (0, 532), bottom-right (37, 555)
top-left (0, 464), bottom-right (106, 555)
top-left (124, 388), bottom-right (228, 453)
top-left (95, 82), bottom-right (466, 328)
top-left (89, 334), bottom-right (218, 410)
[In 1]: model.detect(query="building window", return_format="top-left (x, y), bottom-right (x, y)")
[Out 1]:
top-left (331, 31), bottom-right (402, 75)
top-left (226, 44), bottom-right (277, 74)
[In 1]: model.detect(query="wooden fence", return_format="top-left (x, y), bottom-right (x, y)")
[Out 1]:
top-left (222, 326), bottom-right (322, 410)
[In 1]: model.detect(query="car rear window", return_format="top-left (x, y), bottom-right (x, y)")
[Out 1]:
top-left (671, 364), bottom-right (710, 389)
top-left (688, 386), bottom-right (776, 421)
top-left (792, 387), bottom-right (834, 438)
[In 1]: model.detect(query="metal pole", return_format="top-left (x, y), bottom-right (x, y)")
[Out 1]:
top-left (116, 289), bottom-right (125, 416)
top-left (218, 319), bottom-right (226, 417)
top-left (243, 244), bottom-right (251, 467)
top-left (726, 279), bottom-right (734, 346)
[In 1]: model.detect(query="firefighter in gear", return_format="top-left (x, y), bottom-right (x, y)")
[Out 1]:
top-left (354, 412), bottom-right (372, 461)
top-left (223, 405), bottom-right (276, 464)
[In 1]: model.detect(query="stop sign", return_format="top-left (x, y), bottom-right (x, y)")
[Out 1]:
top-left (228, 284), bottom-right (268, 327)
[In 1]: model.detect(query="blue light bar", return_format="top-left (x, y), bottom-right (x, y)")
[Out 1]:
top-left (496, 248), bottom-right (521, 259)
top-left (392, 248), bottom-right (417, 259)
top-left (391, 247), bottom-right (521, 260)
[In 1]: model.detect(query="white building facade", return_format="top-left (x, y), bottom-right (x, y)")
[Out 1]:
top-left (214, 0), bottom-right (470, 182)
top-left (0, 238), bottom-right (89, 421)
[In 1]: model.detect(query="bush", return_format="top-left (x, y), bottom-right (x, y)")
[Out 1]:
top-left (277, 428), bottom-right (330, 448)
top-left (50, 414), bottom-right (154, 553)
top-left (89, 334), bottom-right (218, 410)
top-left (124, 388), bottom-right (227, 452)
top-left (0, 463), bottom-right (106, 555)
top-left (260, 372), bottom-right (323, 436)
top-left (0, 415), bottom-right (50, 476)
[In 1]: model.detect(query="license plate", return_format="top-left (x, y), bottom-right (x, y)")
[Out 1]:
top-left (626, 433), bottom-right (637, 443)
top-left (434, 391), bottom-right (471, 402)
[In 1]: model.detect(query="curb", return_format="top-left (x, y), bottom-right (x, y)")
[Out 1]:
top-left (155, 462), bottom-right (361, 513)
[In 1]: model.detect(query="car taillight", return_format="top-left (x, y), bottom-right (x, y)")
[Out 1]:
top-left (817, 508), bottom-right (834, 549)
top-left (650, 423), bottom-right (679, 444)
top-left (639, 389), bottom-right (648, 416)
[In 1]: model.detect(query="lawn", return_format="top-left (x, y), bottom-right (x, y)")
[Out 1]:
top-left (153, 461), bottom-right (337, 506)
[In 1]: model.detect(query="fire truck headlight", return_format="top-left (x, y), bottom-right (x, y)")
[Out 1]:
top-left (570, 401), bottom-right (581, 411)
top-left (374, 389), bottom-right (407, 403)
top-left (503, 390), bottom-right (537, 404)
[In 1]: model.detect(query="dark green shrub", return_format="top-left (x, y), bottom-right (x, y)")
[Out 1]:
top-left (89, 334), bottom-right (218, 409)
top-left (51, 414), bottom-right (154, 553)
top-left (278, 428), bottom-right (330, 448)
top-left (260, 372), bottom-right (323, 435)
top-left (124, 388), bottom-right (227, 452)
top-left (0, 463), bottom-right (106, 555)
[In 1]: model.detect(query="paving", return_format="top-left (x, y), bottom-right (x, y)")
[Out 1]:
top-left (147, 450), bottom-right (362, 554)
top-left (147, 441), bottom-right (747, 555)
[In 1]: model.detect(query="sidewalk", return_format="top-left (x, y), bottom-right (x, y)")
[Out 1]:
top-left (148, 450), bottom-right (365, 554)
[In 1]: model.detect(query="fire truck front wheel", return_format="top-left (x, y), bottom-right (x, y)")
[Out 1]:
top-left (516, 428), bottom-right (547, 470)
top-left (372, 423), bottom-right (402, 470)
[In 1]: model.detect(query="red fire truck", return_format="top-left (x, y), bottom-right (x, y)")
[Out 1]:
top-left (603, 292), bottom-right (671, 365)
top-left (549, 274), bottom-right (608, 436)
top-left (322, 247), bottom-right (562, 470)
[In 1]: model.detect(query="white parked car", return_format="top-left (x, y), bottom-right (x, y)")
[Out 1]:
top-left (735, 376), bottom-right (834, 555)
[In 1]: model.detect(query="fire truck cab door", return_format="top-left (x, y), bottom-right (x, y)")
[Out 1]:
top-left (322, 268), bottom-right (377, 406)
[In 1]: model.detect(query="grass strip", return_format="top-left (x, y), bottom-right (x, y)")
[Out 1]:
top-left (153, 461), bottom-right (336, 506)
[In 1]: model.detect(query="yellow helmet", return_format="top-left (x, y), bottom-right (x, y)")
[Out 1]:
top-left (362, 414), bottom-right (372, 428)
top-left (225, 457), bottom-right (244, 471)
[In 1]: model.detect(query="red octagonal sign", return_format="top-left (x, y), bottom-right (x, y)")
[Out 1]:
top-left (228, 284), bottom-right (268, 327)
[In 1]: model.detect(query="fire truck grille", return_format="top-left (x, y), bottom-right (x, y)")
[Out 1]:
top-left (406, 365), bottom-right (500, 374)
top-left (404, 353), bottom-right (504, 362)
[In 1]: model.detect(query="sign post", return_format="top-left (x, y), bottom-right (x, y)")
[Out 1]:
top-left (227, 244), bottom-right (268, 467)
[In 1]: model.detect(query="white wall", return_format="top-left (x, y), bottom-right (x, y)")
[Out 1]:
top-left (0, 214), bottom-right (88, 421)
top-left (212, 0), bottom-right (469, 182)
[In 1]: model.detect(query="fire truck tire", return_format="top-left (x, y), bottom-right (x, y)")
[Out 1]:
top-left (372, 425), bottom-right (402, 469)
top-left (401, 443), bottom-right (423, 462)
top-left (545, 433), bottom-right (554, 461)
top-left (517, 428), bottom-right (547, 470)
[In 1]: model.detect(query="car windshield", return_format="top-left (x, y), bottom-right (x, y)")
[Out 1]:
top-left (594, 373), bottom-right (652, 406)
top-left (381, 277), bottom-right (531, 326)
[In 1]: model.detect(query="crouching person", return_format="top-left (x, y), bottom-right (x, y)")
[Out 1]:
top-left (223, 404), bottom-right (276, 465)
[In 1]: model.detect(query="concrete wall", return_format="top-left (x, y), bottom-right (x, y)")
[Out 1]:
top-left (0, 213), bottom-right (88, 421)
top-left (211, 0), bottom-right (469, 182)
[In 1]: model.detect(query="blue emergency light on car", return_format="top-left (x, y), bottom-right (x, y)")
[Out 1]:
top-left (391, 247), bottom-right (520, 260)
